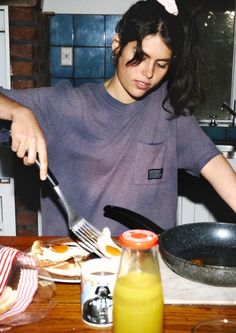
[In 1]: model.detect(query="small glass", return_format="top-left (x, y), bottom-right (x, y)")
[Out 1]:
top-left (191, 319), bottom-right (236, 332)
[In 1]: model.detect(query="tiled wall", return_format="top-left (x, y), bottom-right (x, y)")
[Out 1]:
top-left (49, 14), bottom-right (120, 86)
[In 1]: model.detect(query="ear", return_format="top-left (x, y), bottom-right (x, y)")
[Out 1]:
top-left (112, 34), bottom-right (120, 54)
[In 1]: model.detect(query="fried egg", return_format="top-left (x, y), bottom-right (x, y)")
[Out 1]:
top-left (36, 243), bottom-right (85, 263)
top-left (97, 227), bottom-right (121, 259)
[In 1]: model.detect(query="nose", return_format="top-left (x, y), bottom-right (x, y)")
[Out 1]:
top-left (142, 61), bottom-right (154, 79)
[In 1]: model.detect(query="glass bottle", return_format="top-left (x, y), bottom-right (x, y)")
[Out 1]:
top-left (112, 229), bottom-right (163, 333)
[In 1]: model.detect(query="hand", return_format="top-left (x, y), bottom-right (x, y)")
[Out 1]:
top-left (10, 107), bottom-right (48, 180)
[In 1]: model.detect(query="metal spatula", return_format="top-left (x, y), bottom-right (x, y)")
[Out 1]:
top-left (35, 159), bottom-right (103, 257)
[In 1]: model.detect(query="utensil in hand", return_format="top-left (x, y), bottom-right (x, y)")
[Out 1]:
top-left (35, 159), bottom-right (103, 257)
top-left (191, 319), bottom-right (236, 332)
top-left (0, 138), bottom-right (103, 257)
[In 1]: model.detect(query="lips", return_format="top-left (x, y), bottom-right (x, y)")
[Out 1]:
top-left (134, 80), bottom-right (151, 90)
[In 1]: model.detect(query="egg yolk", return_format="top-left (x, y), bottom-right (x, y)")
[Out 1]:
top-left (105, 245), bottom-right (121, 256)
top-left (51, 244), bottom-right (69, 253)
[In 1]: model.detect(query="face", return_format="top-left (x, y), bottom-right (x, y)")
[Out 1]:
top-left (107, 34), bottom-right (172, 104)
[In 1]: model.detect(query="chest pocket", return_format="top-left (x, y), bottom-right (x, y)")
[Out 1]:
top-left (134, 142), bottom-right (166, 185)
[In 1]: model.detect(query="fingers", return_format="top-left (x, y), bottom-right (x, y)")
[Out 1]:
top-left (11, 136), bottom-right (21, 153)
top-left (14, 136), bottom-right (35, 160)
top-left (26, 139), bottom-right (37, 164)
top-left (9, 108), bottom-right (48, 180)
top-left (11, 133), bottom-right (48, 181)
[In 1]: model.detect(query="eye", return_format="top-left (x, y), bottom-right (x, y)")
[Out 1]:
top-left (156, 62), bottom-right (169, 69)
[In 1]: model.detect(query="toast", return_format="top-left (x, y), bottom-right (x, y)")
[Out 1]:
top-left (0, 286), bottom-right (17, 316)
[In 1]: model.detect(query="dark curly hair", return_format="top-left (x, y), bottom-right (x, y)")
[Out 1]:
top-left (114, 0), bottom-right (203, 117)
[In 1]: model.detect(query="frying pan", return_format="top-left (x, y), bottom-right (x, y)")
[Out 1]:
top-left (103, 205), bottom-right (236, 287)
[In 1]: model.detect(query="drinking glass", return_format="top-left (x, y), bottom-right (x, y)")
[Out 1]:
top-left (191, 319), bottom-right (236, 332)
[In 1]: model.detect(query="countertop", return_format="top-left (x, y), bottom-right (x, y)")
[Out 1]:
top-left (159, 254), bottom-right (236, 305)
top-left (1, 236), bottom-right (236, 333)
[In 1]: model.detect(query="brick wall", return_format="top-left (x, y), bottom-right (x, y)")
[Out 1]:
top-left (8, 3), bottom-right (50, 235)
top-left (9, 4), bottom-right (50, 89)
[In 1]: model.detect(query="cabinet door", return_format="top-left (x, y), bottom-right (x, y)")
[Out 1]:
top-left (177, 166), bottom-right (236, 225)
top-left (0, 178), bottom-right (16, 236)
top-left (0, 7), bottom-right (10, 89)
top-left (177, 195), bottom-right (215, 224)
top-left (0, 9), bottom-right (5, 30)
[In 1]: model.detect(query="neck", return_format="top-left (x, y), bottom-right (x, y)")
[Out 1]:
top-left (104, 77), bottom-right (136, 105)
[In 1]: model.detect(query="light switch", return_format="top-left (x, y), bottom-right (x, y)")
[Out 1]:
top-left (61, 47), bottom-right (73, 66)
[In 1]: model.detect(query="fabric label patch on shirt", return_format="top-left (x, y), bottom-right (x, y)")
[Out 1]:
top-left (148, 168), bottom-right (163, 180)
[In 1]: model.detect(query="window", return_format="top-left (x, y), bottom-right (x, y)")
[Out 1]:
top-left (180, 0), bottom-right (235, 121)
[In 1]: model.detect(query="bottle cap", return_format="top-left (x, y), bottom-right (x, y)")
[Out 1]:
top-left (119, 229), bottom-right (158, 250)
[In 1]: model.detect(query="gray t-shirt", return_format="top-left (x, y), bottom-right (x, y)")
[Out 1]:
top-left (1, 80), bottom-right (220, 235)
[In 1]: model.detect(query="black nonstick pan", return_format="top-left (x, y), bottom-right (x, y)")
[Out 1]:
top-left (103, 205), bottom-right (236, 286)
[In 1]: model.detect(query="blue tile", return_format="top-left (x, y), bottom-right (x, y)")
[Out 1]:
top-left (105, 47), bottom-right (115, 78)
top-left (50, 15), bottom-right (73, 46)
top-left (105, 15), bottom-right (121, 46)
top-left (74, 48), bottom-right (105, 78)
top-left (74, 15), bottom-right (105, 47)
top-left (50, 47), bottom-right (73, 78)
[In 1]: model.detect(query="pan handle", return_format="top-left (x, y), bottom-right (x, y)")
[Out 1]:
top-left (103, 205), bottom-right (165, 235)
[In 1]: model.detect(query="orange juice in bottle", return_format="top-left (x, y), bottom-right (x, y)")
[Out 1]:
top-left (113, 229), bottom-right (163, 333)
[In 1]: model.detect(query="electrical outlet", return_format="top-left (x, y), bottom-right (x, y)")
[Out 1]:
top-left (61, 47), bottom-right (73, 66)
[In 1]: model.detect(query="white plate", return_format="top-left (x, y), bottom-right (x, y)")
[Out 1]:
top-left (38, 273), bottom-right (81, 284)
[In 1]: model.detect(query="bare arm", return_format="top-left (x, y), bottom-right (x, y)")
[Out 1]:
top-left (0, 93), bottom-right (48, 180)
top-left (201, 154), bottom-right (236, 213)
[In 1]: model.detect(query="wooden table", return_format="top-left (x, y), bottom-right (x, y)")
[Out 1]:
top-left (1, 236), bottom-right (236, 333)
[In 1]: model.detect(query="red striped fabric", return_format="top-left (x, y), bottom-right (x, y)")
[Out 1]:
top-left (0, 249), bottom-right (38, 320)
top-left (0, 247), bottom-right (19, 294)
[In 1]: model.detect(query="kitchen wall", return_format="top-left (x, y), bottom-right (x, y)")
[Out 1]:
top-left (49, 14), bottom-right (119, 86)
top-left (9, 5), bottom-right (50, 89)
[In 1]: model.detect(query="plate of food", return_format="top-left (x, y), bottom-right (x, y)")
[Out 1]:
top-left (28, 238), bottom-right (91, 283)
top-left (0, 251), bottom-right (56, 331)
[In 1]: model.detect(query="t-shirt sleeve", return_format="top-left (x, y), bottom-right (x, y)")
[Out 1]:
top-left (176, 115), bottom-right (221, 176)
top-left (0, 80), bottom-right (75, 141)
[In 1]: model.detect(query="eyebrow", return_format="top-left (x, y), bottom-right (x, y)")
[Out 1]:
top-left (156, 58), bottom-right (171, 62)
top-left (142, 51), bottom-right (171, 62)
